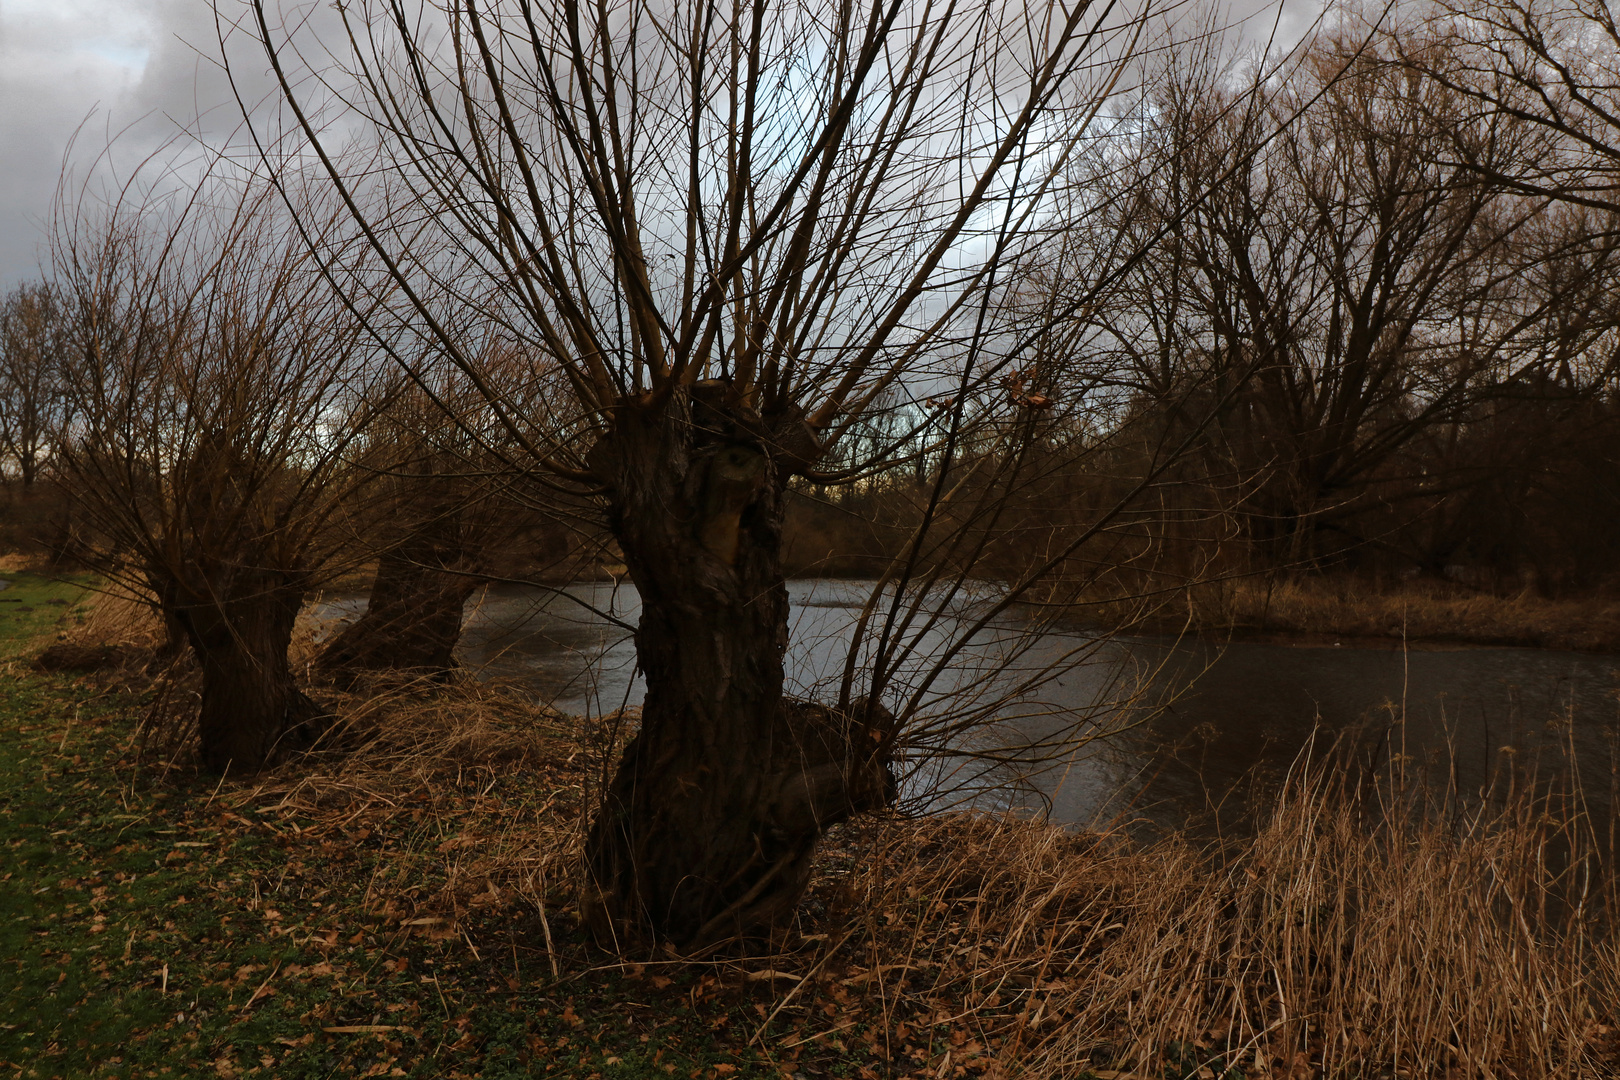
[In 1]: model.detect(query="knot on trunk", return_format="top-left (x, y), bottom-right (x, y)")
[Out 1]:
top-left (581, 697), bottom-right (900, 950)
top-left (764, 698), bottom-right (899, 839)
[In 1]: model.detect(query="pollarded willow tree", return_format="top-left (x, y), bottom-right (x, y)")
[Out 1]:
top-left (50, 157), bottom-right (397, 773)
top-left (242, 0), bottom-right (1254, 946)
top-left (316, 348), bottom-right (573, 682)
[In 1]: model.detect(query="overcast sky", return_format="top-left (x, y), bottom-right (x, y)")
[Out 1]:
top-left (0, 0), bottom-right (1316, 293)
top-left (0, 0), bottom-right (278, 289)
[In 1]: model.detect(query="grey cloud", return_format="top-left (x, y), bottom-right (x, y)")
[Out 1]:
top-left (0, 0), bottom-right (312, 288)
top-left (0, 0), bottom-right (1314, 289)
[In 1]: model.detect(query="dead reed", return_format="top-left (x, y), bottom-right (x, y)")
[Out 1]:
top-left (812, 753), bottom-right (1620, 1078)
top-left (53, 586), bottom-right (167, 652)
top-left (1182, 576), bottom-right (1620, 652)
top-left (231, 667), bottom-right (1618, 1076)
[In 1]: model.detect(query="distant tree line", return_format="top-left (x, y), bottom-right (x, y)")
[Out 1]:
top-left (774, 21), bottom-right (1620, 598)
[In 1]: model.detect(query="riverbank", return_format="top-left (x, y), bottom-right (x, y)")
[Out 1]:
top-left (304, 559), bottom-right (1620, 654)
top-left (2, 593), bottom-right (1617, 1077)
top-left (1123, 575), bottom-right (1620, 652)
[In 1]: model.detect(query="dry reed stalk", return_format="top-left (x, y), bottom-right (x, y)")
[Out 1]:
top-left (183, 661), bottom-right (1618, 1078)
top-left (58, 594), bottom-right (1614, 1076)
top-left (51, 588), bottom-right (166, 651)
top-left (809, 757), bottom-right (1619, 1078)
top-left (1214, 578), bottom-right (1620, 651)
top-left (226, 674), bottom-right (593, 932)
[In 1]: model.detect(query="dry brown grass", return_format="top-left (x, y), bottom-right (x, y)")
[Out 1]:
top-left (0, 551), bottom-right (43, 572)
top-left (815, 761), bottom-right (1620, 1078)
top-left (1130, 575), bottom-right (1620, 653)
top-left (216, 673), bottom-right (604, 949)
top-left (52, 587), bottom-right (167, 651)
top-left (202, 668), bottom-right (1620, 1077)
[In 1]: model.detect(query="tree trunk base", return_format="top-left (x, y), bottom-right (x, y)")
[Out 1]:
top-left (172, 575), bottom-right (329, 775)
top-left (582, 697), bottom-right (897, 951)
top-left (318, 528), bottom-right (479, 684)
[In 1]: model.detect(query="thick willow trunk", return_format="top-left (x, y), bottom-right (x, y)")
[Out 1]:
top-left (170, 574), bottom-right (325, 774)
top-left (582, 385), bottom-right (896, 949)
top-left (319, 515), bottom-right (478, 681)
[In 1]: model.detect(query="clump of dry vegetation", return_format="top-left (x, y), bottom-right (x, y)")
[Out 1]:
top-left (1124, 575), bottom-right (1620, 653)
top-left (228, 676), bottom-right (596, 940)
top-left (819, 774), bottom-right (1620, 1077)
top-left (30, 585), bottom-right (169, 677)
top-left (187, 677), bottom-right (1620, 1077)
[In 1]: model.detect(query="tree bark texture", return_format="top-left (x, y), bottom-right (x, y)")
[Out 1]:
top-left (166, 571), bottom-right (325, 774)
top-left (582, 384), bottom-right (897, 949)
top-left (318, 510), bottom-right (480, 681)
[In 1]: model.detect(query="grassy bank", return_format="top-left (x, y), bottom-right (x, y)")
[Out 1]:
top-left (2, 584), bottom-right (1618, 1077)
top-left (1125, 575), bottom-right (1620, 652)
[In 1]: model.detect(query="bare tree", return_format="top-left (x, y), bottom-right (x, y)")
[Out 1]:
top-left (315, 412), bottom-right (489, 680)
top-left (1422, 0), bottom-right (1620, 211)
top-left (1057, 28), bottom-right (1618, 570)
top-left (50, 155), bottom-right (393, 773)
top-left (240, 0), bottom-right (1281, 946)
top-left (0, 281), bottom-right (74, 489)
top-left (315, 351), bottom-right (559, 681)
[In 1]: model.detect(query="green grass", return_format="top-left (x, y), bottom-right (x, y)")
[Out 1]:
top-left (0, 714), bottom-right (792, 1079)
top-left (0, 571), bottom-right (96, 647)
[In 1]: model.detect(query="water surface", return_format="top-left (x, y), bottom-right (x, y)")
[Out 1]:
top-left (313, 579), bottom-right (1620, 832)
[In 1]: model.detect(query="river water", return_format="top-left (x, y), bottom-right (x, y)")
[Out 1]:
top-left (313, 579), bottom-right (1620, 833)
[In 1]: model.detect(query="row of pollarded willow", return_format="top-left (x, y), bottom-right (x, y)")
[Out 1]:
top-left (25, 0), bottom-right (1620, 954)
top-left (48, 173), bottom-right (582, 771)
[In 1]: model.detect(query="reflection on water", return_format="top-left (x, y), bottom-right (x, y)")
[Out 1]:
top-left (311, 580), bottom-right (1620, 833)
top-left (1069, 638), bottom-right (1620, 835)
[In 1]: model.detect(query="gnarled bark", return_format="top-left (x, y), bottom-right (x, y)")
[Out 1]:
top-left (166, 572), bottom-right (326, 774)
top-left (582, 384), bottom-right (897, 949)
top-left (318, 512), bottom-right (479, 681)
